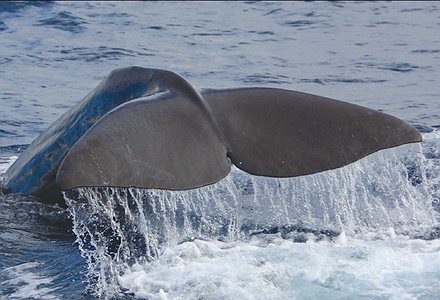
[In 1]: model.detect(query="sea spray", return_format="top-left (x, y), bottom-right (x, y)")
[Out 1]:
top-left (115, 232), bottom-right (440, 299)
top-left (65, 177), bottom-right (243, 295)
top-left (64, 142), bottom-right (438, 297)
top-left (422, 130), bottom-right (440, 213)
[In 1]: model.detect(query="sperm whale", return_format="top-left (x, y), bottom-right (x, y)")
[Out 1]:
top-left (1, 66), bottom-right (422, 205)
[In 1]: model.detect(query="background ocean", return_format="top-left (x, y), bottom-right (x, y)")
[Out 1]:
top-left (0, 1), bottom-right (439, 299)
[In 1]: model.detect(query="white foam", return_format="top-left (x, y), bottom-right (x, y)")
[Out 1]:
top-left (1, 262), bottom-right (59, 300)
top-left (117, 234), bottom-right (440, 299)
top-left (0, 155), bottom-right (17, 176)
top-left (65, 141), bottom-right (440, 297)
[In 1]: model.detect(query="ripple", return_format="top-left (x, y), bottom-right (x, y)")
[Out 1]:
top-left (373, 21), bottom-right (400, 26)
top-left (378, 62), bottom-right (421, 73)
top-left (147, 26), bottom-right (165, 30)
top-left (298, 78), bottom-right (325, 85)
top-left (0, 20), bottom-right (7, 31)
top-left (241, 74), bottom-right (290, 84)
top-left (0, 144), bottom-right (28, 154)
top-left (192, 32), bottom-right (225, 36)
top-left (0, 129), bottom-right (16, 137)
top-left (412, 49), bottom-right (440, 54)
top-left (400, 8), bottom-right (425, 13)
top-left (0, 120), bottom-right (25, 127)
top-left (50, 46), bottom-right (154, 62)
top-left (414, 124), bottom-right (435, 133)
top-left (299, 77), bottom-right (387, 84)
top-left (36, 11), bottom-right (87, 33)
top-left (283, 20), bottom-right (314, 27)
top-left (0, 57), bottom-right (12, 65)
top-left (263, 8), bottom-right (283, 16)
top-left (248, 30), bottom-right (275, 35)
top-left (0, 1), bottom-right (51, 14)
top-left (356, 62), bottom-right (425, 73)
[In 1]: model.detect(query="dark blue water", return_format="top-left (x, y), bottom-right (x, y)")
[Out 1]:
top-left (0, 2), bottom-right (439, 299)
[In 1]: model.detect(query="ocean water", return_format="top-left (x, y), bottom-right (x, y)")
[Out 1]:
top-left (0, 1), bottom-right (439, 299)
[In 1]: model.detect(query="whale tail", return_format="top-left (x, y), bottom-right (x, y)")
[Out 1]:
top-left (1, 67), bottom-right (422, 203)
top-left (56, 84), bottom-right (421, 193)
top-left (203, 88), bottom-right (421, 177)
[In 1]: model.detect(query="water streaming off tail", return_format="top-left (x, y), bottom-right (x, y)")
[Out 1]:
top-left (64, 142), bottom-right (438, 296)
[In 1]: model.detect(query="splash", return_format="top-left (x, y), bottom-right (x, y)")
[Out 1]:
top-left (64, 139), bottom-right (439, 297)
top-left (1, 262), bottom-right (58, 300)
top-left (116, 232), bottom-right (440, 299)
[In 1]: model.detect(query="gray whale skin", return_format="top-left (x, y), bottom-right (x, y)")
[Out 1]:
top-left (1, 67), bottom-right (422, 205)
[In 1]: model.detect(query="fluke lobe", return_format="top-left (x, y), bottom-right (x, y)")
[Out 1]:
top-left (1, 67), bottom-right (422, 205)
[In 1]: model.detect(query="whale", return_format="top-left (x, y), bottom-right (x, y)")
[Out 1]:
top-left (1, 66), bottom-right (422, 205)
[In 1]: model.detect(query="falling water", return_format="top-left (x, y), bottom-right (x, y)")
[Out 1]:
top-left (64, 142), bottom-right (438, 296)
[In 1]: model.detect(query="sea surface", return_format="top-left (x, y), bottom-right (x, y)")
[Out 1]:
top-left (0, 1), bottom-right (439, 299)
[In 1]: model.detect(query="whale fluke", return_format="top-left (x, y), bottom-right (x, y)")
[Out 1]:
top-left (56, 88), bottom-right (421, 192)
top-left (2, 67), bottom-right (211, 204)
top-left (203, 88), bottom-right (422, 177)
top-left (1, 66), bottom-right (422, 204)
top-left (56, 92), bottom-right (230, 191)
